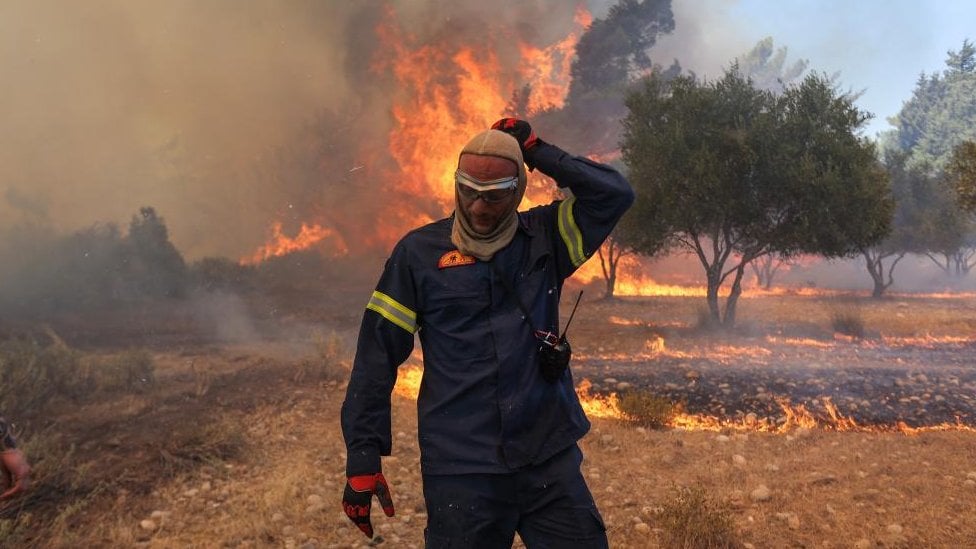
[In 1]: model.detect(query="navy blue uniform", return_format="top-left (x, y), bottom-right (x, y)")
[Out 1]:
top-left (340, 142), bottom-right (633, 546)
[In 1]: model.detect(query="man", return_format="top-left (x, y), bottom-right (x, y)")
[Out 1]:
top-left (340, 118), bottom-right (634, 547)
top-left (0, 416), bottom-right (31, 500)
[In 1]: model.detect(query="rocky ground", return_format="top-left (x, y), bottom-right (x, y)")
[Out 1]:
top-left (3, 292), bottom-right (976, 547)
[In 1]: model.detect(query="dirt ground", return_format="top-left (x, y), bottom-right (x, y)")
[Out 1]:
top-left (3, 291), bottom-right (976, 548)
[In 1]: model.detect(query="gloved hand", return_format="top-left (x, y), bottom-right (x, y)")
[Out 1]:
top-left (491, 118), bottom-right (542, 167)
top-left (0, 449), bottom-right (31, 500)
top-left (342, 472), bottom-right (395, 538)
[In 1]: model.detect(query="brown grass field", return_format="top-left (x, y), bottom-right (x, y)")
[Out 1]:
top-left (2, 290), bottom-right (975, 548)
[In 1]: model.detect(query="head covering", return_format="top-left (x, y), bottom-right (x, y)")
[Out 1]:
top-left (451, 130), bottom-right (527, 261)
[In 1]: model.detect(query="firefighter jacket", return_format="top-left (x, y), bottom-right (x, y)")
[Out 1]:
top-left (341, 142), bottom-right (634, 476)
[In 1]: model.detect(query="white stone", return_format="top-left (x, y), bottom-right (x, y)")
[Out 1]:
top-left (750, 485), bottom-right (772, 502)
top-left (886, 524), bottom-right (903, 535)
top-left (272, 513), bottom-right (285, 522)
top-left (139, 519), bottom-right (158, 532)
top-left (715, 435), bottom-right (731, 443)
top-left (200, 481), bottom-right (212, 492)
top-left (634, 522), bottom-right (651, 534)
top-left (966, 471), bottom-right (976, 480)
top-left (732, 454), bottom-right (747, 466)
top-left (307, 494), bottom-right (324, 506)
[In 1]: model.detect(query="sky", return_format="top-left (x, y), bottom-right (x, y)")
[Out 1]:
top-left (0, 0), bottom-right (973, 263)
top-left (645, 0), bottom-right (975, 138)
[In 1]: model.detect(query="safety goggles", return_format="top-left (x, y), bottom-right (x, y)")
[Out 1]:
top-left (455, 169), bottom-right (518, 204)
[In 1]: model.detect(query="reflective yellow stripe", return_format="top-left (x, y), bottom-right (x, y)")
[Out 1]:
top-left (366, 291), bottom-right (417, 334)
top-left (558, 197), bottom-right (587, 267)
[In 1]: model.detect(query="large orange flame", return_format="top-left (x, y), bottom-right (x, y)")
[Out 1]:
top-left (374, 3), bottom-right (590, 212)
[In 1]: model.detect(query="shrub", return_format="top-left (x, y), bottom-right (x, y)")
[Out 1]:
top-left (617, 389), bottom-right (675, 429)
top-left (295, 330), bottom-right (349, 383)
top-left (830, 306), bottom-right (865, 339)
top-left (0, 338), bottom-right (92, 417)
top-left (658, 484), bottom-right (742, 549)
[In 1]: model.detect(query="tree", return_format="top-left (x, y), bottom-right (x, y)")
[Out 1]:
top-left (124, 207), bottom-right (188, 298)
top-left (536, 0), bottom-right (677, 156)
top-left (881, 40), bottom-right (976, 282)
top-left (620, 69), bottom-right (891, 327)
top-left (948, 140), bottom-right (976, 212)
top-left (595, 235), bottom-right (634, 300)
top-left (885, 39), bottom-right (976, 171)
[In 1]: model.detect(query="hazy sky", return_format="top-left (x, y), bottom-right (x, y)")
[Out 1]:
top-left (647, 0), bottom-right (975, 137)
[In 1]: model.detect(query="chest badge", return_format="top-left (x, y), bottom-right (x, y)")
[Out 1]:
top-left (438, 250), bottom-right (477, 269)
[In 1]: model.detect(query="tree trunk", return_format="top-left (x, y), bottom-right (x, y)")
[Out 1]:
top-left (722, 263), bottom-right (748, 327)
top-left (705, 268), bottom-right (722, 327)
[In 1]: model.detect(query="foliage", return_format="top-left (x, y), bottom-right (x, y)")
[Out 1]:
top-left (568, 0), bottom-right (675, 102)
top-left (657, 484), bottom-right (742, 549)
top-left (830, 307), bottom-right (866, 339)
top-left (617, 389), bottom-right (674, 428)
top-left (880, 39), bottom-right (976, 282)
top-left (948, 140), bottom-right (976, 213)
top-left (0, 338), bottom-right (90, 417)
top-left (735, 36), bottom-right (808, 93)
top-left (0, 337), bottom-right (157, 418)
top-left (0, 206), bottom-right (190, 314)
top-left (620, 68), bottom-right (891, 327)
top-left (885, 39), bottom-right (976, 172)
top-left (294, 330), bottom-right (349, 383)
top-left (537, 0), bottom-right (678, 157)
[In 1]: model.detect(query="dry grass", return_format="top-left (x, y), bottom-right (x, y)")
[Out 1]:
top-left (3, 292), bottom-right (976, 547)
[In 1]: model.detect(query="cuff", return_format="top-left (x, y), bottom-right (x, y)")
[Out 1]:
top-left (346, 447), bottom-right (382, 477)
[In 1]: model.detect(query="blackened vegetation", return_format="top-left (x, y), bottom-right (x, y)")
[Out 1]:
top-left (577, 342), bottom-right (976, 428)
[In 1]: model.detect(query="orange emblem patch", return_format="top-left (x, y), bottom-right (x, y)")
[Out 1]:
top-left (438, 250), bottom-right (477, 269)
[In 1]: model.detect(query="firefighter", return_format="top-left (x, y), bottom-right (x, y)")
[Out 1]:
top-left (340, 118), bottom-right (633, 548)
top-left (0, 416), bottom-right (31, 500)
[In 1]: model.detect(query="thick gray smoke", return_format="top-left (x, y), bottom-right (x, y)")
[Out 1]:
top-left (0, 0), bottom-right (585, 261)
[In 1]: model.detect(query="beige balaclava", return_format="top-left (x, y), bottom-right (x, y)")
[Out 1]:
top-left (451, 130), bottom-right (528, 261)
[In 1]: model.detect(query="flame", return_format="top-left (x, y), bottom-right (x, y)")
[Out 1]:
top-left (373, 3), bottom-right (591, 215)
top-left (241, 221), bottom-right (348, 265)
top-left (391, 364), bottom-right (975, 435)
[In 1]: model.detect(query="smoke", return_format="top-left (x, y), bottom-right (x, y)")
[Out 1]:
top-left (0, 0), bottom-right (587, 262)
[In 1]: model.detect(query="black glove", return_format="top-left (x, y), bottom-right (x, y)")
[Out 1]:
top-left (342, 472), bottom-right (395, 538)
top-left (491, 117), bottom-right (542, 167)
top-left (538, 338), bottom-right (571, 383)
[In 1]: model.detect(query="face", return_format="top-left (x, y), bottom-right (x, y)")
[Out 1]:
top-left (457, 153), bottom-right (519, 234)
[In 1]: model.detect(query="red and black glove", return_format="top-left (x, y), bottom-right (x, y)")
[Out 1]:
top-left (342, 472), bottom-right (395, 538)
top-left (491, 118), bottom-right (542, 166)
top-left (0, 449), bottom-right (31, 500)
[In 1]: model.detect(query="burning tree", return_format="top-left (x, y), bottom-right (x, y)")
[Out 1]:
top-left (620, 69), bottom-right (891, 327)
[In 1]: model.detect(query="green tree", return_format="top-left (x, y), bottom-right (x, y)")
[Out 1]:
top-left (881, 40), bottom-right (976, 281)
top-left (948, 140), bottom-right (976, 212)
top-left (885, 39), bottom-right (976, 171)
top-left (620, 69), bottom-right (890, 327)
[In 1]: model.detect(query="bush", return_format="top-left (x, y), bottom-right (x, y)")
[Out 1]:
top-left (830, 305), bottom-right (865, 339)
top-left (0, 338), bottom-right (92, 417)
top-left (295, 330), bottom-right (349, 383)
top-left (658, 484), bottom-right (742, 549)
top-left (617, 389), bottom-right (675, 429)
